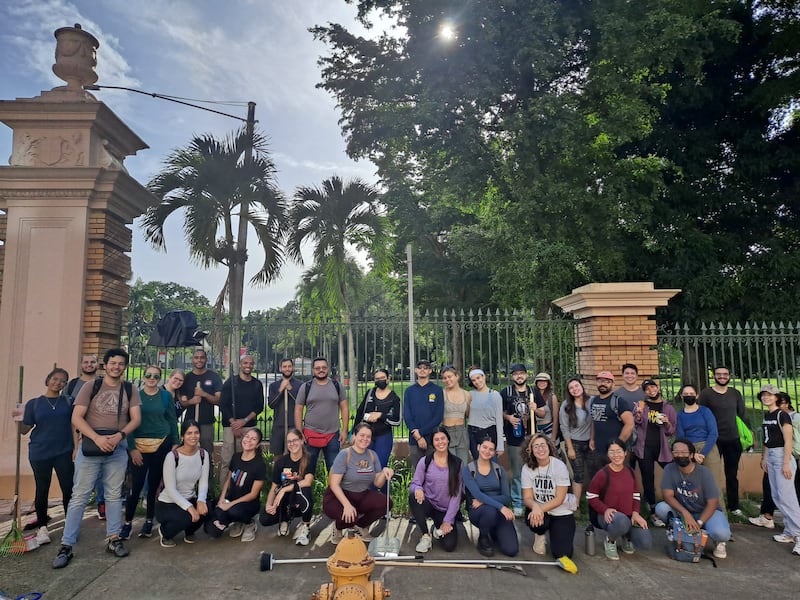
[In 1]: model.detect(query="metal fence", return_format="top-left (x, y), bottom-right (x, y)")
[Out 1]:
top-left (125, 309), bottom-right (578, 442)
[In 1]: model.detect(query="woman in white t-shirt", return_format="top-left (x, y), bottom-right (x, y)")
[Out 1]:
top-left (521, 433), bottom-right (576, 558)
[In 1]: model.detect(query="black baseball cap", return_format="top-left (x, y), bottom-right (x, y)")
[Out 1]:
top-left (509, 363), bottom-right (527, 373)
top-left (641, 379), bottom-right (659, 390)
top-left (416, 359), bottom-right (432, 368)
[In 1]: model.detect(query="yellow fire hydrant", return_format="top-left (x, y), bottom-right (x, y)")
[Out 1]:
top-left (311, 531), bottom-right (390, 600)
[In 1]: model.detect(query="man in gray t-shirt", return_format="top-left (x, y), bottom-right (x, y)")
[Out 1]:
top-left (294, 357), bottom-right (348, 475)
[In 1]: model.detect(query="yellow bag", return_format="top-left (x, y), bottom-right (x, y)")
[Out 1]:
top-left (134, 437), bottom-right (166, 453)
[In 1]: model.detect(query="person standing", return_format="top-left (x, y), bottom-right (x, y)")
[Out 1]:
top-left (53, 348), bottom-right (141, 569)
top-left (440, 366), bottom-right (471, 466)
top-left (587, 371), bottom-right (635, 485)
top-left (162, 369), bottom-right (186, 422)
top-left (467, 367), bottom-right (505, 460)
top-left (220, 355), bottom-right (264, 485)
top-left (698, 366), bottom-right (747, 515)
top-left (559, 377), bottom-right (592, 504)
top-left (294, 357), bottom-right (349, 476)
top-left (268, 358), bottom-right (302, 456)
top-left (532, 372), bottom-right (560, 445)
top-left (500, 363), bottom-right (539, 516)
top-left (179, 348), bottom-right (223, 458)
top-left (353, 369), bottom-right (401, 478)
top-left (614, 363), bottom-right (646, 407)
top-left (403, 359), bottom-right (444, 468)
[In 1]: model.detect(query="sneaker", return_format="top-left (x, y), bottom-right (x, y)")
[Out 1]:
top-left (713, 541), bottom-right (727, 559)
top-left (52, 544), bottom-right (73, 569)
top-left (621, 538), bottom-right (635, 554)
top-left (354, 526), bottom-right (373, 542)
top-left (650, 514), bottom-right (666, 528)
top-left (604, 538), bottom-right (619, 560)
top-left (278, 521), bottom-right (290, 537)
top-left (24, 515), bottom-right (51, 531)
top-left (97, 502), bottom-right (106, 520)
top-left (477, 534), bottom-right (494, 557)
top-left (228, 522), bottom-right (245, 538)
top-left (730, 508), bottom-right (744, 518)
top-left (792, 538), bottom-right (800, 556)
top-left (513, 506), bottom-right (524, 518)
top-left (183, 534), bottom-right (196, 544)
top-left (294, 523), bottom-right (310, 546)
top-left (138, 520), bottom-right (154, 538)
top-left (533, 533), bottom-right (546, 555)
top-left (432, 527), bottom-right (443, 540)
top-left (749, 515), bottom-right (776, 529)
top-left (415, 533), bottom-right (432, 553)
top-left (773, 532), bottom-right (795, 543)
top-left (331, 528), bottom-right (344, 545)
top-left (241, 520), bottom-right (257, 543)
top-left (158, 526), bottom-right (176, 548)
top-left (36, 525), bottom-right (51, 545)
top-left (119, 522), bottom-right (132, 540)
top-left (206, 520), bottom-right (226, 539)
top-left (666, 527), bottom-right (675, 543)
top-left (106, 538), bottom-right (129, 558)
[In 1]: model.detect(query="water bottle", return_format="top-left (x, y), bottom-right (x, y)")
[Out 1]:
top-left (513, 417), bottom-right (524, 438)
top-left (584, 525), bottom-right (596, 556)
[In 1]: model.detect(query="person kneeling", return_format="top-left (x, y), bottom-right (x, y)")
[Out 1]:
top-left (655, 438), bottom-right (731, 559)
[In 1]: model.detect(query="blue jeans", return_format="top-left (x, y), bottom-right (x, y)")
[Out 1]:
top-left (654, 502), bottom-right (731, 543)
top-left (592, 511), bottom-right (652, 549)
top-left (766, 446), bottom-right (800, 537)
top-left (507, 444), bottom-right (524, 510)
top-left (370, 432), bottom-right (394, 494)
top-left (62, 443), bottom-right (129, 546)
top-left (307, 433), bottom-right (340, 476)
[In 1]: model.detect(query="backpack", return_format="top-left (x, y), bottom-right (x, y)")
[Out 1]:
top-left (667, 518), bottom-right (709, 564)
top-left (609, 394), bottom-right (638, 447)
top-left (156, 448), bottom-right (206, 499)
top-left (736, 416), bottom-right (753, 452)
top-left (303, 378), bottom-right (341, 399)
top-left (463, 460), bottom-right (503, 506)
top-left (90, 377), bottom-right (134, 404)
top-left (791, 412), bottom-right (800, 459)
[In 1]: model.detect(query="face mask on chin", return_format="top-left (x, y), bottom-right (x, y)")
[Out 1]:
top-left (674, 457), bottom-right (692, 468)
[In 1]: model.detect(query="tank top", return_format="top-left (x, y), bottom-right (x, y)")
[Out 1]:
top-left (444, 389), bottom-right (468, 421)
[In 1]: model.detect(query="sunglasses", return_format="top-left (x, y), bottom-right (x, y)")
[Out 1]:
top-left (144, 373), bottom-right (161, 379)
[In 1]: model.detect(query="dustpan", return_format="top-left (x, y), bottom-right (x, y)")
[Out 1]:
top-left (368, 477), bottom-right (401, 557)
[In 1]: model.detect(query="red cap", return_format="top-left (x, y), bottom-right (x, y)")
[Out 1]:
top-left (596, 371), bottom-right (614, 381)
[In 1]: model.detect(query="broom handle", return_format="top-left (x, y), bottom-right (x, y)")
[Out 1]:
top-left (376, 561), bottom-right (488, 570)
top-left (15, 366), bottom-right (23, 528)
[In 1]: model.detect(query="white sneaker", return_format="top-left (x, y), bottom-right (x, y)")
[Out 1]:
top-left (240, 520), bottom-right (257, 542)
top-left (228, 522), bottom-right (245, 538)
top-left (749, 515), bottom-right (776, 529)
top-left (774, 532), bottom-right (795, 543)
top-left (792, 538), bottom-right (800, 556)
top-left (278, 521), bottom-right (290, 537)
top-left (713, 541), bottom-right (727, 559)
top-left (294, 523), bottom-right (310, 546)
top-left (331, 528), bottom-right (344, 545)
top-left (533, 533), bottom-right (546, 555)
top-left (355, 525), bottom-right (373, 542)
top-left (415, 533), bottom-right (432, 553)
top-left (36, 525), bottom-right (51, 545)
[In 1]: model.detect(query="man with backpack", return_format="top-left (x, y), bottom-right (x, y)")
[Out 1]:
top-left (587, 371), bottom-right (635, 485)
top-left (53, 348), bottom-right (141, 569)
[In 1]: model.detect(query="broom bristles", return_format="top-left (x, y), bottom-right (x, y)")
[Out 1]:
top-left (557, 556), bottom-right (578, 574)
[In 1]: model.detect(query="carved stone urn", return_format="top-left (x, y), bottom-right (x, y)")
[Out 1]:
top-left (52, 23), bottom-right (99, 90)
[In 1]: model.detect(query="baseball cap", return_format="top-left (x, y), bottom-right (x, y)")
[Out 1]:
top-left (509, 363), bottom-right (527, 373)
top-left (757, 384), bottom-right (780, 399)
top-left (641, 379), bottom-right (659, 390)
top-left (596, 371), bottom-right (614, 381)
top-left (416, 359), bottom-right (432, 368)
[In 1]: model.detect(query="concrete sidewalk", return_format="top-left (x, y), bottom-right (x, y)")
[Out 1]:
top-left (1, 508), bottom-right (799, 600)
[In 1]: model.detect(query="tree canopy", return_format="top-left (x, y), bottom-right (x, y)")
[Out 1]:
top-left (312, 0), bottom-right (800, 322)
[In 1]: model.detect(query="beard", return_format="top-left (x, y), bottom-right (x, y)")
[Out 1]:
top-left (714, 376), bottom-right (729, 386)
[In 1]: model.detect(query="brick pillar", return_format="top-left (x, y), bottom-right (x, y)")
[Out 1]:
top-left (553, 283), bottom-right (680, 393)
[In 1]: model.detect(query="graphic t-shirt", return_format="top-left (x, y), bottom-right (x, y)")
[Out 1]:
top-left (74, 379), bottom-right (141, 431)
top-left (226, 452), bottom-right (267, 502)
top-left (762, 409), bottom-right (791, 449)
top-left (521, 456), bottom-right (573, 516)
top-left (661, 462), bottom-right (719, 514)
top-left (272, 453), bottom-right (305, 487)
top-left (590, 394), bottom-right (633, 452)
top-left (331, 447), bottom-right (381, 492)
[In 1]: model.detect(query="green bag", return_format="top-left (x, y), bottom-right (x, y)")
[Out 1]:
top-left (736, 416), bottom-right (753, 451)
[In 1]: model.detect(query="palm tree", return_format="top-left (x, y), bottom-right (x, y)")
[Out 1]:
top-left (142, 127), bottom-right (287, 366)
top-left (288, 176), bottom-right (390, 405)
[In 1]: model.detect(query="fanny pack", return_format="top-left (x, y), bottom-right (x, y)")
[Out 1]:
top-left (304, 428), bottom-right (336, 448)
top-left (135, 437), bottom-right (167, 453)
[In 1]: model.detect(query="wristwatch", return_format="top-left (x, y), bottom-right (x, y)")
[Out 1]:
top-left (697, 518), bottom-right (704, 527)
top-left (118, 431), bottom-right (127, 440)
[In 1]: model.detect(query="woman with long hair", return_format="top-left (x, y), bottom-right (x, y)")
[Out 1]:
top-left (533, 372), bottom-right (560, 444)
top-left (409, 426), bottom-right (462, 553)
top-left (154, 420), bottom-right (209, 546)
top-left (207, 427), bottom-right (267, 542)
top-left (121, 365), bottom-right (179, 540)
top-left (559, 377), bottom-right (591, 502)
top-left (467, 367), bottom-right (504, 459)
top-left (260, 428), bottom-right (315, 546)
top-left (353, 368), bottom-right (401, 481)
top-left (323, 423), bottom-right (394, 544)
top-left (440, 366), bottom-right (471, 465)
top-left (586, 438), bottom-right (652, 560)
top-left (15, 368), bottom-right (74, 545)
top-left (162, 369), bottom-right (186, 421)
top-left (521, 433), bottom-right (576, 559)
top-left (463, 436), bottom-right (518, 557)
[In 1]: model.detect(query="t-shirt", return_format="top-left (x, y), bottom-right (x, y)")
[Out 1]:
top-left (128, 389), bottom-right (178, 448)
top-left (226, 452), bottom-right (267, 502)
top-left (23, 395), bottom-right (74, 461)
top-left (614, 385), bottom-right (646, 407)
top-left (762, 409), bottom-right (791, 449)
top-left (74, 378), bottom-right (141, 431)
top-left (661, 462), bottom-right (719, 514)
top-left (158, 449), bottom-right (209, 509)
top-left (590, 394), bottom-right (633, 453)
top-left (272, 453), bottom-right (306, 487)
top-left (559, 401), bottom-right (591, 442)
top-left (331, 447), bottom-right (381, 492)
top-left (180, 370), bottom-right (223, 426)
top-left (467, 389), bottom-right (505, 452)
top-left (698, 387), bottom-right (745, 442)
top-left (220, 376), bottom-right (264, 426)
top-left (500, 386), bottom-right (534, 447)
top-left (521, 457), bottom-right (573, 516)
top-left (296, 379), bottom-right (346, 434)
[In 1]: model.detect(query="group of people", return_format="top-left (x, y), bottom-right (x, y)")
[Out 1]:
top-left (14, 350), bottom-right (800, 571)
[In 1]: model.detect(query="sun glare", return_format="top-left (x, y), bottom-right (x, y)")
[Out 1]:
top-left (439, 23), bottom-right (456, 41)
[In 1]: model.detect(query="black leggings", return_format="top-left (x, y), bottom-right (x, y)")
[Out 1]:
top-left (260, 485), bottom-right (314, 526)
top-left (717, 438), bottom-right (743, 511)
top-left (634, 445), bottom-right (670, 507)
top-left (155, 499), bottom-right (207, 540)
top-left (408, 498), bottom-right (458, 552)
top-left (125, 440), bottom-right (170, 521)
top-left (527, 512), bottom-right (576, 559)
top-left (30, 451), bottom-right (73, 524)
top-left (212, 500), bottom-right (260, 527)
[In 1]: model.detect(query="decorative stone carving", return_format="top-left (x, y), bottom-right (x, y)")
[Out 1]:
top-left (9, 132), bottom-right (85, 167)
top-left (52, 24), bottom-right (99, 91)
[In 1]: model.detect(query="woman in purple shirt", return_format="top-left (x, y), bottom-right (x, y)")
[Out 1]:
top-left (409, 426), bottom-right (462, 553)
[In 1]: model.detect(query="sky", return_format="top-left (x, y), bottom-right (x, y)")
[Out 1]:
top-left (0, 0), bottom-right (380, 314)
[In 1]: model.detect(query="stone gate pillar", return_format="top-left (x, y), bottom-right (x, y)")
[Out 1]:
top-left (0, 24), bottom-right (153, 496)
top-left (553, 282), bottom-right (680, 393)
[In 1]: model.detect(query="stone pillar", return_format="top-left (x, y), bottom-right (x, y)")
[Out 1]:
top-left (553, 282), bottom-right (680, 394)
top-left (0, 24), bottom-right (153, 497)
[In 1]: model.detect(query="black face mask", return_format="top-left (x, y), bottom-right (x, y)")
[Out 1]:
top-left (375, 380), bottom-right (389, 390)
top-left (674, 457), bottom-right (692, 468)
top-left (682, 395), bottom-right (697, 406)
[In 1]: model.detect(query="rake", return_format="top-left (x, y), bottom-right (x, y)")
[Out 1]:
top-left (1, 366), bottom-right (26, 557)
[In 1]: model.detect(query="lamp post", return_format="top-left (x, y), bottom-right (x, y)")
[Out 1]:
top-left (85, 84), bottom-right (256, 374)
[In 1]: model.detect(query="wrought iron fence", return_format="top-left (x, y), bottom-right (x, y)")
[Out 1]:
top-left (124, 309), bottom-right (578, 442)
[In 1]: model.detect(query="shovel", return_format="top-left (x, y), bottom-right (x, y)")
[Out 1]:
top-left (367, 477), bottom-right (401, 558)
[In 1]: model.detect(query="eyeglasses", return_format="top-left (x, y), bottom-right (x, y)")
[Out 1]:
top-left (286, 438), bottom-right (302, 445)
top-left (608, 449), bottom-right (626, 455)
top-left (144, 373), bottom-right (161, 379)
top-left (531, 443), bottom-right (549, 450)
